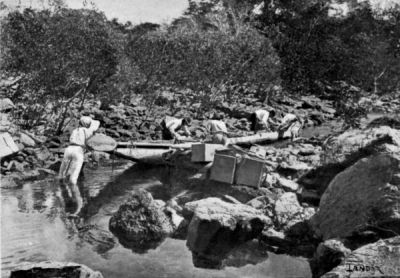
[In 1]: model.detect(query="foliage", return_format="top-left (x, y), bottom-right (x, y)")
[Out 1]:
top-left (1, 8), bottom-right (120, 132)
top-left (257, 0), bottom-right (400, 95)
top-left (126, 11), bottom-right (280, 115)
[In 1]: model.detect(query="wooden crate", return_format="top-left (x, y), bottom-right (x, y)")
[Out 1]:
top-left (191, 143), bottom-right (225, 162)
top-left (209, 154), bottom-right (237, 184)
top-left (235, 156), bottom-right (265, 188)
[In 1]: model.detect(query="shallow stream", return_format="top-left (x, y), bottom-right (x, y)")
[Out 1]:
top-left (1, 161), bottom-right (311, 278)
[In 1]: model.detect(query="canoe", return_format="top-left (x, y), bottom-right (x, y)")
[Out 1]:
top-left (113, 147), bottom-right (173, 164)
top-left (113, 140), bottom-right (195, 164)
top-left (116, 141), bottom-right (193, 149)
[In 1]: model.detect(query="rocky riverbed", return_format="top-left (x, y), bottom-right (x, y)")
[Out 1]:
top-left (2, 77), bottom-right (400, 277)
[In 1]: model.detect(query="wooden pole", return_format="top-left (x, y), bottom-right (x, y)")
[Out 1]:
top-left (227, 130), bottom-right (293, 145)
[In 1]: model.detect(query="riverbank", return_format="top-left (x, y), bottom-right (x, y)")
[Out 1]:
top-left (2, 78), bottom-right (400, 277)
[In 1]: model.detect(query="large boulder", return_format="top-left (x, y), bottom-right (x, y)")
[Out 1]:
top-left (299, 127), bottom-right (400, 197)
top-left (185, 197), bottom-right (271, 269)
top-left (323, 126), bottom-right (400, 164)
top-left (10, 261), bottom-right (103, 278)
top-left (321, 236), bottom-right (400, 278)
top-left (109, 189), bottom-right (174, 253)
top-left (311, 152), bottom-right (400, 241)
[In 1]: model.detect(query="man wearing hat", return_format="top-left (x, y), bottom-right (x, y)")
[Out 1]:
top-left (59, 116), bottom-right (100, 186)
top-left (278, 111), bottom-right (303, 140)
top-left (160, 116), bottom-right (192, 141)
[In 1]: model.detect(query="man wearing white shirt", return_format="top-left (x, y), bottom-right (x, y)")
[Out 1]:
top-left (59, 116), bottom-right (100, 186)
top-left (278, 112), bottom-right (303, 140)
top-left (251, 109), bottom-right (276, 133)
top-left (206, 113), bottom-right (229, 145)
top-left (160, 116), bottom-right (192, 140)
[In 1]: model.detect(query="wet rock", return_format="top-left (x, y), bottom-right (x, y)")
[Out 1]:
top-left (367, 115), bottom-right (400, 129)
top-left (323, 126), bottom-right (400, 164)
top-left (19, 133), bottom-right (36, 147)
top-left (185, 197), bottom-right (271, 269)
top-left (260, 222), bottom-right (318, 257)
top-left (34, 147), bottom-right (52, 162)
top-left (259, 228), bottom-right (289, 251)
top-left (275, 175), bottom-right (299, 192)
top-left (299, 127), bottom-right (400, 196)
top-left (310, 238), bottom-right (351, 278)
top-left (109, 189), bottom-right (174, 253)
top-left (9, 261), bottom-right (103, 278)
top-left (0, 132), bottom-right (19, 159)
top-left (311, 152), bottom-right (400, 241)
top-left (0, 98), bottom-right (15, 112)
top-left (321, 236), bottom-right (400, 278)
top-left (274, 192), bottom-right (312, 231)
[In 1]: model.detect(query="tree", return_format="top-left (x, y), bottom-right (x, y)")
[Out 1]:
top-left (256, 0), bottom-right (400, 95)
top-left (1, 8), bottom-right (119, 133)
top-left (126, 15), bottom-right (280, 115)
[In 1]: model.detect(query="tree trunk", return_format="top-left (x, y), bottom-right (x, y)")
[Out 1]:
top-left (227, 129), bottom-right (293, 145)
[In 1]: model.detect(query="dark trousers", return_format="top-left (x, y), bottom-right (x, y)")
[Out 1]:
top-left (160, 120), bottom-right (174, 140)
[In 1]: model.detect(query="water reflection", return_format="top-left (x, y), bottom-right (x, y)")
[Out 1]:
top-left (1, 161), bottom-right (312, 278)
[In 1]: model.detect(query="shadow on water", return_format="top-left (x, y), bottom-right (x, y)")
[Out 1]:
top-left (79, 163), bottom-right (172, 221)
top-left (1, 160), bottom-right (312, 278)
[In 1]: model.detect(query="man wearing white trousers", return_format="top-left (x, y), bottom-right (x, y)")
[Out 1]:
top-left (59, 116), bottom-right (100, 185)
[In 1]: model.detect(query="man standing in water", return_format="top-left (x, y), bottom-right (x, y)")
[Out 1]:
top-left (58, 116), bottom-right (99, 215)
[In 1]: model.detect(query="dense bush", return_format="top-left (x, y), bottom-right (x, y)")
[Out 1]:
top-left (1, 8), bottom-right (120, 132)
top-left (257, 0), bottom-right (400, 95)
top-left (126, 10), bottom-right (280, 114)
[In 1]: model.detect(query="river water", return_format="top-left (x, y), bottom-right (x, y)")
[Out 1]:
top-left (1, 161), bottom-right (311, 278)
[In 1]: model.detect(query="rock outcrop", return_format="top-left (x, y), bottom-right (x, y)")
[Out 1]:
top-left (299, 127), bottom-right (400, 199)
top-left (321, 236), bottom-right (400, 278)
top-left (184, 197), bottom-right (271, 269)
top-left (273, 192), bottom-right (315, 231)
top-left (10, 261), bottom-right (103, 278)
top-left (109, 189), bottom-right (174, 253)
top-left (311, 152), bottom-right (400, 242)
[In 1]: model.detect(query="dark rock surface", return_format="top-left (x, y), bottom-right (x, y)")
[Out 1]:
top-left (109, 189), bottom-right (174, 253)
top-left (10, 261), bottom-right (103, 278)
top-left (321, 236), bottom-right (400, 278)
top-left (311, 152), bottom-right (400, 242)
top-left (184, 197), bottom-right (271, 269)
